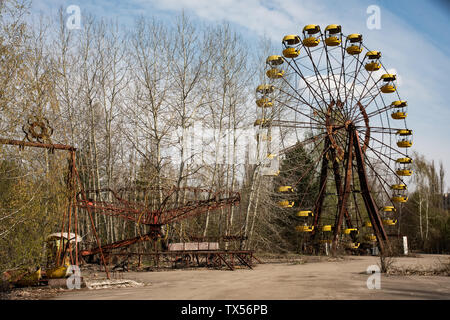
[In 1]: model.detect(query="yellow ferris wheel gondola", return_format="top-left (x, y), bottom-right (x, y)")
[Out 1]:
top-left (256, 84), bottom-right (274, 94)
top-left (392, 195), bottom-right (408, 203)
top-left (296, 225), bottom-right (314, 232)
top-left (380, 73), bottom-right (397, 93)
top-left (279, 200), bottom-right (295, 208)
top-left (256, 84), bottom-right (274, 108)
top-left (397, 168), bottom-right (413, 176)
top-left (282, 35), bottom-right (301, 58)
top-left (277, 185), bottom-right (294, 193)
top-left (391, 100), bottom-right (408, 120)
top-left (302, 24), bottom-right (321, 47)
top-left (381, 206), bottom-right (396, 212)
top-left (364, 51), bottom-right (381, 71)
top-left (344, 228), bottom-right (358, 235)
top-left (391, 184), bottom-right (407, 191)
top-left (266, 55), bottom-right (285, 79)
top-left (396, 157), bottom-right (413, 176)
top-left (324, 24), bottom-right (342, 46)
top-left (396, 129), bottom-right (413, 148)
top-left (297, 210), bottom-right (314, 217)
top-left (383, 219), bottom-right (398, 226)
top-left (346, 33), bottom-right (363, 55)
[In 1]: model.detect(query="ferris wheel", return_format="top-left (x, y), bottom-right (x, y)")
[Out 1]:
top-left (255, 24), bottom-right (412, 254)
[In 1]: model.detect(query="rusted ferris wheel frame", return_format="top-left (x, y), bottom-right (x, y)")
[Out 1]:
top-left (255, 26), bottom-right (412, 254)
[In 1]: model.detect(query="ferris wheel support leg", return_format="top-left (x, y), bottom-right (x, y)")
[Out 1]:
top-left (310, 138), bottom-right (330, 241)
top-left (352, 129), bottom-right (388, 254)
top-left (332, 132), bottom-right (354, 254)
top-left (331, 150), bottom-right (356, 242)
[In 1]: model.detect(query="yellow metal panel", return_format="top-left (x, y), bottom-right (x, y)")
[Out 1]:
top-left (391, 184), bottom-right (407, 190)
top-left (346, 45), bottom-right (362, 55)
top-left (347, 33), bottom-right (362, 42)
top-left (46, 265), bottom-right (69, 279)
top-left (344, 228), bottom-right (358, 235)
top-left (365, 62), bottom-right (381, 71)
top-left (266, 68), bottom-right (284, 79)
top-left (325, 24), bottom-right (341, 34)
top-left (381, 84), bottom-right (396, 93)
top-left (302, 36), bottom-right (320, 47)
top-left (322, 225), bottom-right (333, 232)
top-left (391, 111), bottom-right (407, 119)
top-left (303, 24), bottom-right (320, 34)
top-left (282, 34), bottom-right (301, 45)
top-left (391, 100), bottom-right (407, 107)
top-left (397, 140), bottom-right (412, 148)
top-left (396, 169), bottom-right (413, 176)
top-left (256, 98), bottom-right (273, 108)
top-left (279, 200), bottom-right (295, 208)
top-left (282, 47), bottom-right (300, 58)
top-left (383, 219), bottom-right (397, 226)
top-left (297, 210), bottom-right (314, 217)
top-left (381, 73), bottom-right (396, 81)
top-left (397, 129), bottom-right (412, 136)
top-left (396, 157), bottom-right (412, 164)
top-left (266, 55), bottom-right (284, 66)
top-left (325, 36), bottom-right (341, 46)
top-left (296, 225), bottom-right (314, 232)
top-left (366, 51), bottom-right (381, 59)
top-left (278, 186), bottom-right (294, 192)
top-left (392, 196), bottom-right (408, 203)
top-left (256, 84), bottom-right (274, 94)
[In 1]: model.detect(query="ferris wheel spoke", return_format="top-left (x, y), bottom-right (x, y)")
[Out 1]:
top-left (274, 90), bottom-right (325, 125)
top-left (277, 72), bottom-right (329, 123)
top-left (279, 130), bottom-right (329, 156)
top-left (320, 38), bottom-right (343, 104)
top-left (364, 132), bottom-right (409, 158)
top-left (342, 53), bottom-right (366, 115)
top-left (299, 45), bottom-right (337, 108)
top-left (283, 59), bottom-right (333, 119)
top-left (357, 132), bottom-right (407, 185)
top-left (349, 79), bottom-right (384, 121)
top-left (362, 151), bottom-right (397, 207)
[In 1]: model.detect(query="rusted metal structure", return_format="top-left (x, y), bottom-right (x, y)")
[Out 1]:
top-left (2, 119), bottom-right (251, 275)
top-left (76, 187), bottom-right (244, 265)
top-left (1, 117), bottom-right (111, 278)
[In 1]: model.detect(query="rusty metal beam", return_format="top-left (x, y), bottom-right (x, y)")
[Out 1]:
top-left (0, 138), bottom-right (76, 151)
top-left (353, 129), bottom-right (388, 253)
top-left (332, 128), bottom-right (354, 252)
top-left (310, 137), bottom-right (330, 240)
top-left (331, 149), bottom-right (357, 243)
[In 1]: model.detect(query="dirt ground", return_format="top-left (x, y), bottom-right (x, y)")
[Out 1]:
top-left (44, 254), bottom-right (450, 300)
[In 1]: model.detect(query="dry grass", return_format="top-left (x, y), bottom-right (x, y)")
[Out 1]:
top-left (387, 256), bottom-right (450, 276)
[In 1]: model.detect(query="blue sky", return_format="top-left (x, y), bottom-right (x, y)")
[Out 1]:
top-left (30, 0), bottom-right (450, 188)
